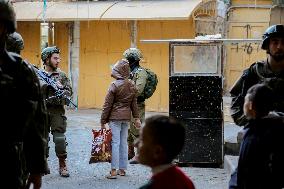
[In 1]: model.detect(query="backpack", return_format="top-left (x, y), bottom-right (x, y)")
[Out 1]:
top-left (143, 68), bottom-right (158, 99)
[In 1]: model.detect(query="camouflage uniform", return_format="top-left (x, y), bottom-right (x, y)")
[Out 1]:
top-left (39, 46), bottom-right (72, 177)
top-left (1, 50), bottom-right (48, 188)
top-left (123, 48), bottom-right (148, 157)
top-left (42, 69), bottom-right (72, 159)
top-left (1, 1), bottom-right (48, 187)
top-left (230, 25), bottom-right (284, 126)
top-left (128, 66), bottom-right (147, 142)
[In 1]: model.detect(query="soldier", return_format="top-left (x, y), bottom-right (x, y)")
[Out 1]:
top-left (0, 0), bottom-right (48, 188)
top-left (230, 24), bottom-right (284, 127)
top-left (228, 24), bottom-right (284, 188)
top-left (40, 46), bottom-right (72, 177)
top-left (230, 25), bottom-right (284, 140)
top-left (6, 31), bottom-right (24, 54)
top-left (123, 48), bottom-right (148, 164)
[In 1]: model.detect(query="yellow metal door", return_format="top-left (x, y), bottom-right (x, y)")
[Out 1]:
top-left (17, 22), bottom-right (41, 67)
top-left (225, 23), bottom-right (268, 93)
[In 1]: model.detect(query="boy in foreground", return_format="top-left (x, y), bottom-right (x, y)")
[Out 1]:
top-left (229, 83), bottom-right (284, 189)
top-left (136, 115), bottom-right (195, 189)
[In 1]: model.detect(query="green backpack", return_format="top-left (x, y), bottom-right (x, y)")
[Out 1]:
top-left (143, 68), bottom-right (158, 99)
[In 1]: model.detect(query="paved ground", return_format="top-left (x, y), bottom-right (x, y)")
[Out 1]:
top-left (42, 109), bottom-right (230, 189)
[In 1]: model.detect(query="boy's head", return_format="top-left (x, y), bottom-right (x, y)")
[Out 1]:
top-left (136, 115), bottom-right (185, 167)
top-left (244, 83), bottom-right (274, 119)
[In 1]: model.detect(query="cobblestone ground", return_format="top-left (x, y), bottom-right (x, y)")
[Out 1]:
top-left (42, 109), bottom-right (230, 189)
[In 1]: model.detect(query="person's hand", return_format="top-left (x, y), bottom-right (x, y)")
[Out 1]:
top-left (101, 124), bottom-right (106, 129)
top-left (25, 173), bottom-right (42, 189)
top-left (134, 119), bottom-right (141, 129)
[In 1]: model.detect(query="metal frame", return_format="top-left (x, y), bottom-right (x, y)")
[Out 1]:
top-left (169, 41), bottom-right (222, 76)
top-left (141, 38), bottom-right (262, 44)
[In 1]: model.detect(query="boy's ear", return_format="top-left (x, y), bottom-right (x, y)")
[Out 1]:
top-left (248, 101), bottom-right (253, 110)
top-left (153, 145), bottom-right (165, 160)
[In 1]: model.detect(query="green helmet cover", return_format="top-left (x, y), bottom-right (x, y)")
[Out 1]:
top-left (6, 32), bottom-right (24, 53)
top-left (41, 46), bottom-right (60, 62)
top-left (123, 48), bottom-right (143, 61)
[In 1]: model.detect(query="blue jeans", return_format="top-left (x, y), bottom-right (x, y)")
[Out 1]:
top-left (109, 121), bottom-right (129, 170)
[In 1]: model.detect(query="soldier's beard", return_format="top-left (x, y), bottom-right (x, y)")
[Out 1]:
top-left (47, 63), bottom-right (57, 71)
top-left (271, 53), bottom-right (284, 62)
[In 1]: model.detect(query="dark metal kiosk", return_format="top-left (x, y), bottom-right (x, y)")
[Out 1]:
top-left (141, 38), bottom-right (262, 167)
top-left (169, 41), bottom-right (223, 167)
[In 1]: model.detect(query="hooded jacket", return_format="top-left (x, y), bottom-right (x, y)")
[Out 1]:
top-left (229, 112), bottom-right (284, 189)
top-left (101, 60), bottom-right (139, 124)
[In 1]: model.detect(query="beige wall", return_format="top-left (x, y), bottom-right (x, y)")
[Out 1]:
top-left (79, 19), bottom-right (195, 112)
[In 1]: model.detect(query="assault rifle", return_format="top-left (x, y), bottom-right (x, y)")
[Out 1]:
top-left (34, 66), bottom-right (77, 108)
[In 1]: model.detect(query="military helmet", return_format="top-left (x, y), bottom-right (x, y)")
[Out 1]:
top-left (41, 46), bottom-right (60, 62)
top-left (6, 32), bottom-right (24, 53)
top-left (123, 48), bottom-right (143, 62)
top-left (261, 24), bottom-right (284, 50)
top-left (0, 0), bottom-right (16, 34)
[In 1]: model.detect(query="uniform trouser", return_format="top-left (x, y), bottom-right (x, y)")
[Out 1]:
top-left (4, 142), bottom-right (25, 189)
top-left (128, 102), bottom-right (145, 145)
top-left (48, 112), bottom-right (68, 158)
top-left (110, 121), bottom-right (129, 170)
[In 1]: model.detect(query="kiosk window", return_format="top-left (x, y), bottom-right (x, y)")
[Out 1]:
top-left (173, 45), bottom-right (218, 74)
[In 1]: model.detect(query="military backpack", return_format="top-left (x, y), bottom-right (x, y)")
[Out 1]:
top-left (142, 68), bottom-right (158, 100)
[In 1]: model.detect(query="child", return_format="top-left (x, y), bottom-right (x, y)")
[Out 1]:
top-left (101, 59), bottom-right (141, 179)
top-left (137, 115), bottom-right (195, 189)
top-left (229, 83), bottom-right (284, 189)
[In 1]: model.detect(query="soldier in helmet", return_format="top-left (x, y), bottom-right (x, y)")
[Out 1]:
top-left (230, 24), bottom-right (284, 127)
top-left (229, 24), bottom-right (284, 189)
top-left (123, 47), bottom-right (148, 164)
top-left (6, 31), bottom-right (24, 54)
top-left (40, 46), bottom-right (72, 177)
top-left (0, 0), bottom-right (48, 188)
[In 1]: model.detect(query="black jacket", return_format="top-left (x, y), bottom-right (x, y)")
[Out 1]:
top-left (230, 60), bottom-right (284, 126)
top-left (229, 112), bottom-right (284, 189)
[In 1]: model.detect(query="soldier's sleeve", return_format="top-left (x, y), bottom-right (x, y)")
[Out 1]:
top-left (60, 72), bottom-right (73, 98)
top-left (22, 62), bottom-right (49, 174)
top-left (230, 66), bottom-right (257, 126)
top-left (135, 68), bottom-right (148, 96)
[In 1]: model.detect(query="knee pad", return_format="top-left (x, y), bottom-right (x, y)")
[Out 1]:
top-left (53, 132), bottom-right (67, 155)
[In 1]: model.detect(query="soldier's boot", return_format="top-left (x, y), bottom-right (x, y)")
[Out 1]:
top-left (129, 146), bottom-right (139, 164)
top-left (59, 157), bottom-right (69, 177)
top-left (128, 144), bottom-right (135, 160)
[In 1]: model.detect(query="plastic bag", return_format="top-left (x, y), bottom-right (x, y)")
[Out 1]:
top-left (89, 128), bottom-right (112, 164)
